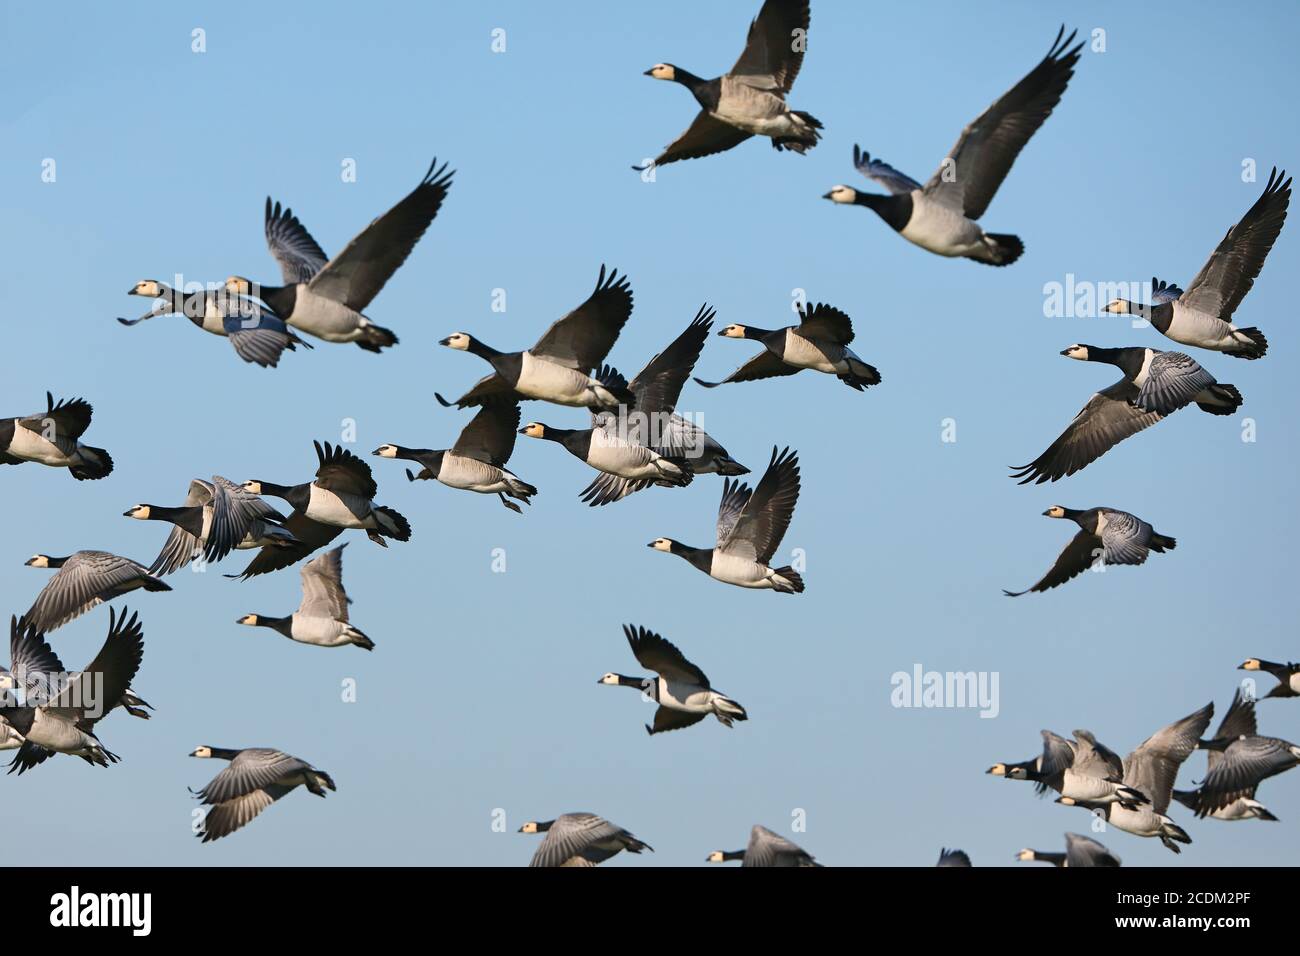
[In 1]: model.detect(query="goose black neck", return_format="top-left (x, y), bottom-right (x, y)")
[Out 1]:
top-left (256, 481), bottom-right (308, 510)
top-left (466, 338), bottom-right (503, 361)
top-left (720, 850), bottom-right (745, 862)
top-left (671, 67), bottom-right (708, 93)
top-left (204, 747), bottom-right (242, 761)
top-left (856, 192), bottom-right (912, 232)
top-left (1036, 851), bottom-right (1067, 866)
top-left (254, 614), bottom-right (294, 634)
top-left (613, 674), bottom-right (644, 689)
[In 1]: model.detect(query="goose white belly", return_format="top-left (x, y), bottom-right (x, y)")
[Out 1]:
top-left (1106, 803), bottom-right (1163, 837)
top-left (515, 353), bottom-right (599, 406)
top-left (1167, 301), bottom-right (1239, 348)
top-left (438, 454), bottom-right (509, 493)
top-left (586, 434), bottom-right (664, 479)
top-left (710, 551), bottom-right (775, 588)
top-left (657, 678), bottom-right (715, 713)
top-left (1129, 349), bottom-right (1157, 387)
top-left (290, 285), bottom-right (365, 341)
top-left (781, 331), bottom-right (841, 373)
top-left (1290, 673), bottom-right (1300, 694)
top-left (306, 485), bottom-right (374, 528)
top-left (899, 194), bottom-right (986, 256)
top-left (26, 710), bottom-right (97, 754)
top-left (290, 615), bottom-right (349, 647)
top-left (5, 426), bottom-right (79, 466)
top-left (714, 81), bottom-right (796, 137)
top-left (1060, 768), bottom-right (1123, 803)
top-left (1211, 798), bottom-right (1263, 821)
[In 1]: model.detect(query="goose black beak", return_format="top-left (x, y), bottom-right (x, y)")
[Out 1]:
top-left (821, 191), bottom-right (834, 200)
top-left (126, 287), bottom-right (139, 295)
top-left (1059, 348), bottom-right (1073, 356)
top-left (122, 509), bottom-right (134, 517)
top-left (643, 68), bottom-right (655, 76)
top-left (438, 336), bottom-right (453, 347)
top-left (22, 557), bottom-right (37, 566)
top-left (646, 541), bottom-right (656, 548)
top-left (370, 447), bottom-right (383, 456)
top-left (1041, 509), bottom-right (1053, 516)
top-left (517, 427), bottom-right (528, 435)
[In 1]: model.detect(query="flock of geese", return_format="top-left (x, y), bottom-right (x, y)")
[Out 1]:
top-left (2, 0), bottom-right (1293, 864)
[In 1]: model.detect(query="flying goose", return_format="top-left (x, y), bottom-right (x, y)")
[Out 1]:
top-left (1016, 833), bottom-right (1121, 868)
top-left (1238, 658), bottom-right (1300, 700)
top-left (0, 630), bottom-right (150, 725)
top-left (573, 307), bottom-right (748, 505)
top-left (1004, 506), bottom-right (1176, 596)
top-left (599, 625), bottom-right (747, 734)
top-left (237, 545), bottom-right (373, 651)
top-left (519, 813), bottom-right (652, 867)
top-left (987, 744), bottom-right (1063, 796)
top-left (1173, 689), bottom-right (1278, 822)
top-left (520, 418), bottom-right (693, 505)
top-left (124, 475), bottom-right (295, 575)
top-left (236, 441), bottom-right (411, 579)
top-left (189, 746), bottom-right (336, 842)
top-left (1190, 718), bottom-right (1300, 819)
top-left (823, 28), bottom-right (1083, 265)
top-left (373, 401), bottom-right (537, 513)
top-left (122, 280), bottom-right (312, 367)
top-left (707, 825), bottom-right (821, 867)
top-left (1021, 729), bottom-right (1149, 809)
top-left (24, 551), bottom-right (171, 632)
top-left (1, 392), bottom-right (113, 481)
top-left (695, 302), bottom-right (879, 391)
top-left (1103, 169), bottom-right (1291, 359)
top-left (1057, 703), bottom-right (1213, 853)
top-left (649, 446), bottom-right (803, 593)
top-left (436, 265), bottom-right (634, 410)
top-left (636, 0), bottom-right (821, 170)
top-left (0, 609), bottom-right (144, 773)
top-left (936, 848), bottom-right (972, 867)
top-left (226, 159), bottom-right (453, 352)
top-left (1011, 345), bottom-right (1242, 484)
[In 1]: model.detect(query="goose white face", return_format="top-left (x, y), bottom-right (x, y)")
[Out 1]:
top-left (519, 423), bottom-right (546, 439)
top-left (242, 480), bottom-right (262, 494)
top-left (1044, 506), bottom-right (1067, 519)
top-left (1061, 344), bottom-right (1088, 361)
top-left (1005, 767), bottom-right (1028, 780)
top-left (1240, 659), bottom-right (1262, 671)
top-left (598, 672), bottom-right (620, 685)
top-left (374, 444), bottom-right (399, 458)
top-left (1016, 849), bottom-right (1035, 861)
top-left (25, 555), bottom-right (51, 568)
top-left (986, 763), bottom-right (1007, 776)
top-left (519, 821), bottom-right (541, 834)
top-left (124, 504), bottom-right (150, 519)
top-left (1057, 796), bottom-right (1078, 807)
top-left (718, 325), bottom-right (748, 339)
top-left (190, 745), bottom-right (213, 758)
top-left (225, 276), bottom-right (252, 295)
top-left (648, 538), bottom-right (675, 552)
top-left (236, 614), bottom-right (258, 626)
top-left (824, 185), bottom-right (857, 204)
top-left (706, 851), bottom-right (726, 863)
top-left (645, 63), bottom-right (675, 81)
top-left (1102, 299), bottom-right (1130, 314)
top-left (440, 332), bottom-right (471, 351)
top-left (131, 280), bottom-right (162, 297)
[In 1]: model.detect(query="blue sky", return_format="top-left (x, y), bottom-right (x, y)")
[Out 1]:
top-left (2, 0), bottom-right (1296, 866)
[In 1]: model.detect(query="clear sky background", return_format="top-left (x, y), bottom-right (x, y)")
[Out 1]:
top-left (2, 0), bottom-right (1296, 866)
